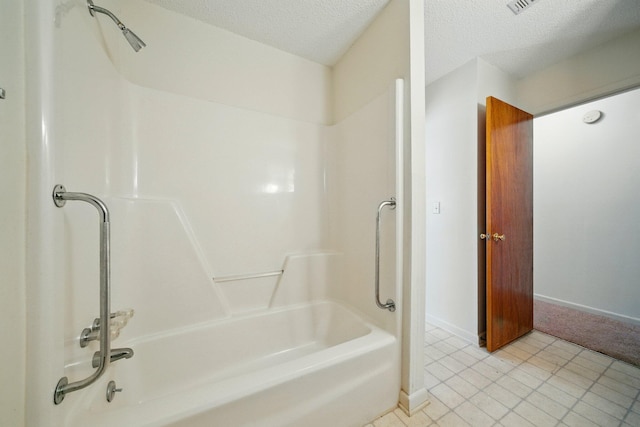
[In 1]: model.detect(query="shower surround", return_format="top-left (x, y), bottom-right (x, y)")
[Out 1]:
top-left (25, 1), bottom-right (407, 426)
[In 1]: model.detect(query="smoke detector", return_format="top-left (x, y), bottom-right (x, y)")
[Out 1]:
top-left (507, 0), bottom-right (541, 15)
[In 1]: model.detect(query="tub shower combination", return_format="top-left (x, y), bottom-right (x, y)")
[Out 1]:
top-left (27, 1), bottom-right (404, 426)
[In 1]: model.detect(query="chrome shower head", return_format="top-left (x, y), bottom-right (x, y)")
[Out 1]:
top-left (87, 0), bottom-right (146, 52)
top-left (121, 28), bottom-right (146, 52)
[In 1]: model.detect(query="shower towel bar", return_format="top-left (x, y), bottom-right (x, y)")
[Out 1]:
top-left (375, 198), bottom-right (396, 312)
top-left (213, 270), bottom-right (284, 283)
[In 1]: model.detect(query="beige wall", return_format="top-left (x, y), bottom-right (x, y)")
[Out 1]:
top-left (332, 0), bottom-right (410, 123)
top-left (106, 0), bottom-right (332, 125)
top-left (517, 28), bottom-right (640, 115)
top-left (0, 0), bottom-right (26, 425)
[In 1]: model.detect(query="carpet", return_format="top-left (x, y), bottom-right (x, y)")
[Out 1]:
top-left (534, 299), bottom-right (640, 367)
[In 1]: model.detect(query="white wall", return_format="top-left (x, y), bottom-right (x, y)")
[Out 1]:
top-left (534, 87), bottom-right (640, 323)
top-left (0, 0), bottom-right (25, 425)
top-left (517, 28), bottom-right (640, 115)
top-left (425, 58), bottom-right (515, 343)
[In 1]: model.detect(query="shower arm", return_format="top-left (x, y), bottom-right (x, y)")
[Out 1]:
top-left (52, 185), bottom-right (112, 404)
top-left (87, 0), bottom-right (127, 31)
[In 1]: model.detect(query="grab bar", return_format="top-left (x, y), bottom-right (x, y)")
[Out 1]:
top-left (52, 185), bottom-right (112, 404)
top-left (214, 270), bottom-right (283, 283)
top-left (375, 198), bottom-right (396, 312)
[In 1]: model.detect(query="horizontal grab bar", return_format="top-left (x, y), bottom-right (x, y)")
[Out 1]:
top-left (213, 270), bottom-right (284, 283)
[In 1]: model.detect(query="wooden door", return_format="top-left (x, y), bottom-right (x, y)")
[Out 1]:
top-left (485, 96), bottom-right (534, 352)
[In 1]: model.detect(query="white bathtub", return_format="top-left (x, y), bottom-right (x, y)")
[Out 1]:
top-left (62, 301), bottom-right (398, 427)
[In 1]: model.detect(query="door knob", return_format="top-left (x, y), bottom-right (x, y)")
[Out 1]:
top-left (480, 233), bottom-right (490, 240)
top-left (492, 233), bottom-right (505, 241)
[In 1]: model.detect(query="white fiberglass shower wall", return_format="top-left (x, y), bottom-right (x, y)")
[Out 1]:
top-left (25, 1), bottom-right (410, 426)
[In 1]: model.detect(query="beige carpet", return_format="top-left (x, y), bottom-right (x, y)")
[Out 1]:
top-left (534, 299), bottom-right (640, 367)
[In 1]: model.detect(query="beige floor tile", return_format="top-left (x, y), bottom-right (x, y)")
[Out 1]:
top-left (564, 360), bottom-right (601, 381)
top-left (372, 411), bottom-right (406, 427)
top-left (458, 367), bottom-right (492, 389)
top-left (471, 360), bottom-right (504, 381)
top-left (444, 336), bottom-right (469, 350)
top-left (577, 348), bottom-right (613, 367)
top-left (597, 374), bottom-right (639, 398)
top-left (527, 390), bottom-right (569, 419)
top-left (502, 343), bottom-right (534, 361)
top-left (440, 355), bottom-right (467, 373)
top-left (516, 360), bottom-right (553, 381)
top-left (424, 371), bottom-right (442, 389)
top-left (422, 395), bottom-right (450, 421)
top-left (527, 355), bottom-right (562, 374)
top-left (570, 354), bottom-right (609, 374)
top-left (546, 374), bottom-right (588, 399)
top-left (393, 408), bottom-right (433, 427)
top-left (528, 330), bottom-right (556, 344)
top-left (624, 410), bottom-right (640, 426)
top-left (549, 339), bottom-right (582, 355)
top-left (582, 391), bottom-right (628, 420)
top-left (433, 341), bottom-right (458, 356)
top-left (514, 401), bottom-right (559, 427)
top-left (562, 410), bottom-right (600, 427)
top-left (610, 360), bottom-right (640, 379)
top-left (430, 383), bottom-right (466, 409)
top-left (460, 345), bottom-right (490, 361)
top-left (540, 345), bottom-right (575, 363)
top-left (572, 401), bottom-right (621, 427)
top-left (436, 411), bottom-right (471, 427)
top-left (426, 347), bottom-right (447, 361)
top-left (589, 382), bottom-right (634, 408)
top-left (450, 350), bottom-right (480, 368)
top-left (507, 366), bottom-right (544, 389)
top-left (454, 401), bottom-right (495, 427)
top-left (493, 348), bottom-right (524, 367)
top-left (444, 375), bottom-right (479, 399)
top-left (536, 382), bottom-right (578, 409)
top-left (484, 354), bottom-right (517, 374)
top-left (484, 383), bottom-right (522, 409)
top-left (499, 411), bottom-right (536, 427)
top-left (425, 361), bottom-right (455, 382)
top-left (605, 365), bottom-right (640, 389)
top-left (556, 367), bottom-right (596, 389)
top-left (469, 391), bottom-right (509, 420)
top-left (509, 338), bottom-right (541, 355)
top-left (632, 400), bottom-right (640, 414)
top-left (496, 374), bottom-right (534, 399)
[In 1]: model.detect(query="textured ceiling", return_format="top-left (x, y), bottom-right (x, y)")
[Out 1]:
top-left (144, 0), bottom-right (390, 65)
top-left (145, 0), bottom-right (640, 83)
top-left (426, 0), bottom-right (640, 84)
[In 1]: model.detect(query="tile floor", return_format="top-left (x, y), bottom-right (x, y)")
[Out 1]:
top-left (366, 323), bottom-right (640, 426)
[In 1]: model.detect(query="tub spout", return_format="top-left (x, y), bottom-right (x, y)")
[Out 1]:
top-left (92, 348), bottom-right (134, 368)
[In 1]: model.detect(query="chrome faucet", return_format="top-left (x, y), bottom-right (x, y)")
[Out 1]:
top-left (92, 348), bottom-right (134, 368)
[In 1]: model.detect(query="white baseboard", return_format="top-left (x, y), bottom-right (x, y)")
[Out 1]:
top-left (425, 315), bottom-right (479, 345)
top-left (398, 388), bottom-right (430, 416)
top-left (534, 294), bottom-right (640, 326)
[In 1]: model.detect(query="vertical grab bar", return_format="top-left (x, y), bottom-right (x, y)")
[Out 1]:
top-left (375, 198), bottom-right (396, 312)
top-left (52, 184), bottom-right (111, 404)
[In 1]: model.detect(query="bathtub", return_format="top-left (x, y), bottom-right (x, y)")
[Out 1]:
top-left (61, 301), bottom-right (398, 427)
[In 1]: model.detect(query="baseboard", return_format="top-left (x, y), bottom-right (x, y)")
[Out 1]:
top-left (425, 314), bottom-right (479, 345)
top-left (398, 388), bottom-right (430, 416)
top-left (534, 294), bottom-right (640, 326)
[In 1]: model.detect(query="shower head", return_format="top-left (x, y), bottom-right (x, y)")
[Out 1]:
top-left (87, 0), bottom-right (146, 52)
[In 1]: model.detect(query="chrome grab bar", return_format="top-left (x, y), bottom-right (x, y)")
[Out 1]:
top-left (375, 198), bottom-right (396, 312)
top-left (52, 185), bottom-right (112, 404)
